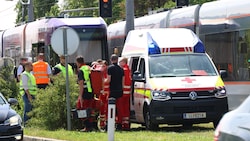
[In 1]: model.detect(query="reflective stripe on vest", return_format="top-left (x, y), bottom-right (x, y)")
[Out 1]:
top-left (55, 64), bottom-right (73, 77)
top-left (19, 71), bottom-right (37, 95)
top-left (80, 65), bottom-right (92, 93)
top-left (33, 61), bottom-right (49, 84)
top-left (103, 73), bottom-right (109, 95)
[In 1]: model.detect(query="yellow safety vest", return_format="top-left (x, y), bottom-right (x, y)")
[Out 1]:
top-left (55, 64), bottom-right (73, 76)
top-left (80, 65), bottom-right (92, 93)
top-left (19, 71), bottom-right (37, 95)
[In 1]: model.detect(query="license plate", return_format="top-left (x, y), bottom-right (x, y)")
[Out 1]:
top-left (183, 112), bottom-right (206, 119)
top-left (77, 110), bottom-right (87, 118)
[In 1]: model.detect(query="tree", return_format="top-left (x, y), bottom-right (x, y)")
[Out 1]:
top-left (105, 0), bottom-right (125, 24)
top-left (34, 0), bottom-right (59, 19)
top-left (62, 0), bottom-right (99, 17)
top-left (190, 0), bottom-right (215, 5)
top-left (61, 0), bottom-right (125, 25)
top-left (15, 0), bottom-right (60, 23)
top-left (45, 4), bottom-right (61, 17)
top-left (134, 0), bottom-right (169, 17)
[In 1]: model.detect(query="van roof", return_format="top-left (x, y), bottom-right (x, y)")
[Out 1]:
top-left (122, 28), bottom-right (205, 56)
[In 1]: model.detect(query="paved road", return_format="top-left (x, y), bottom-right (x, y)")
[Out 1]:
top-left (228, 94), bottom-right (249, 111)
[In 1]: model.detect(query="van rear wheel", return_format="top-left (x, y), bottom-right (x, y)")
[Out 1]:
top-left (144, 107), bottom-right (158, 130)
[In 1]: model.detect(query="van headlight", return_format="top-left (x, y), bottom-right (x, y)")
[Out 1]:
top-left (214, 86), bottom-right (227, 98)
top-left (152, 91), bottom-right (171, 101)
top-left (4, 115), bottom-right (22, 126)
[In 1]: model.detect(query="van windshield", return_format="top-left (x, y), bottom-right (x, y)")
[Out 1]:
top-left (149, 54), bottom-right (217, 78)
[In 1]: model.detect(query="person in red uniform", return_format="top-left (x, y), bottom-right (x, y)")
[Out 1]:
top-left (76, 56), bottom-right (95, 132)
top-left (119, 57), bottom-right (132, 130)
top-left (90, 59), bottom-right (104, 131)
top-left (99, 60), bottom-right (109, 130)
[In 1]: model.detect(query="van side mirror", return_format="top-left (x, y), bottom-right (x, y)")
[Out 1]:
top-left (220, 70), bottom-right (228, 79)
top-left (133, 71), bottom-right (145, 82)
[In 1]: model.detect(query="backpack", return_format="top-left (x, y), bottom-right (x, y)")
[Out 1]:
top-left (14, 65), bottom-right (24, 82)
top-left (13, 66), bottom-right (18, 78)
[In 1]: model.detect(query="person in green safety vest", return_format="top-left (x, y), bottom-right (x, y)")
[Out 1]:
top-left (19, 61), bottom-right (37, 124)
top-left (76, 55), bottom-right (95, 132)
top-left (52, 55), bottom-right (74, 76)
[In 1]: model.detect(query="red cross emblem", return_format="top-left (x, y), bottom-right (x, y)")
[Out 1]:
top-left (181, 77), bottom-right (196, 83)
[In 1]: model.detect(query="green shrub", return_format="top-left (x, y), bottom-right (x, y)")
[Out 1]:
top-left (0, 63), bottom-right (19, 99)
top-left (0, 62), bottom-right (21, 114)
top-left (27, 75), bottom-right (82, 130)
top-left (0, 61), bottom-right (84, 131)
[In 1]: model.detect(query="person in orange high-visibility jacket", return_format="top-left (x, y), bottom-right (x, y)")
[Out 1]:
top-left (119, 57), bottom-right (132, 130)
top-left (32, 53), bottom-right (52, 89)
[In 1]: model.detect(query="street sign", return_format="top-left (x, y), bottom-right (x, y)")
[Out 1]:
top-left (51, 26), bottom-right (79, 55)
top-left (51, 26), bottom-right (80, 131)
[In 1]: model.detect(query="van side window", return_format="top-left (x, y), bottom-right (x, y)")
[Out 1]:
top-left (131, 57), bottom-right (139, 74)
top-left (138, 58), bottom-right (145, 78)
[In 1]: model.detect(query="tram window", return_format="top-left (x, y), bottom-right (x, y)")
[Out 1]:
top-left (204, 30), bottom-right (250, 81)
top-left (238, 30), bottom-right (250, 81)
top-left (204, 32), bottom-right (234, 80)
top-left (240, 43), bottom-right (247, 53)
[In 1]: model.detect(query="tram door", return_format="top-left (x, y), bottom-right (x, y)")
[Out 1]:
top-left (31, 42), bottom-right (45, 62)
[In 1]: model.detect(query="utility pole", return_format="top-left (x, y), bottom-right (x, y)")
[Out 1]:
top-left (20, 0), bottom-right (34, 22)
top-left (125, 0), bottom-right (135, 36)
top-left (21, 3), bottom-right (26, 22)
top-left (27, 0), bottom-right (34, 22)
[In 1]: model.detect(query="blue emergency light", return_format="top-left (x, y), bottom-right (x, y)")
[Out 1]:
top-left (147, 32), bottom-right (205, 55)
top-left (193, 39), bottom-right (205, 53)
top-left (147, 32), bottom-right (161, 55)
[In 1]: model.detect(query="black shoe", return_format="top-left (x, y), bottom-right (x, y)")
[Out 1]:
top-left (116, 124), bottom-right (122, 131)
top-left (80, 128), bottom-right (93, 132)
top-left (100, 125), bottom-right (107, 132)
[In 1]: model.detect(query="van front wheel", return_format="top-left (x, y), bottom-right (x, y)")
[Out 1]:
top-left (144, 107), bottom-right (158, 130)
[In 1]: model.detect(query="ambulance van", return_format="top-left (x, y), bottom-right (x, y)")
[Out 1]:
top-left (122, 28), bottom-right (228, 130)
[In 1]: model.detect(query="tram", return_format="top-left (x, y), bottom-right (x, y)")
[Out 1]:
top-left (107, 0), bottom-right (250, 109)
top-left (0, 17), bottom-right (109, 66)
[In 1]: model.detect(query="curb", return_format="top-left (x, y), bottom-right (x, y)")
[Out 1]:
top-left (24, 135), bottom-right (67, 141)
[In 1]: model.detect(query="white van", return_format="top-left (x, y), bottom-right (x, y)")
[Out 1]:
top-left (122, 28), bottom-right (228, 130)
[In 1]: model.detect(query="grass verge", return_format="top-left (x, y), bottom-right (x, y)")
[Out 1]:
top-left (24, 123), bottom-right (215, 141)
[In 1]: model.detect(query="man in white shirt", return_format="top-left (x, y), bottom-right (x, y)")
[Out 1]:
top-left (16, 57), bottom-right (28, 82)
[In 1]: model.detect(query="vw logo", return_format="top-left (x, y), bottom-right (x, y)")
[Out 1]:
top-left (189, 91), bottom-right (197, 100)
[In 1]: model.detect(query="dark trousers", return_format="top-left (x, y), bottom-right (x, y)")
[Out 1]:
top-left (22, 93), bottom-right (35, 124)
top-left (37, 84), bottom-right (48, 89)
